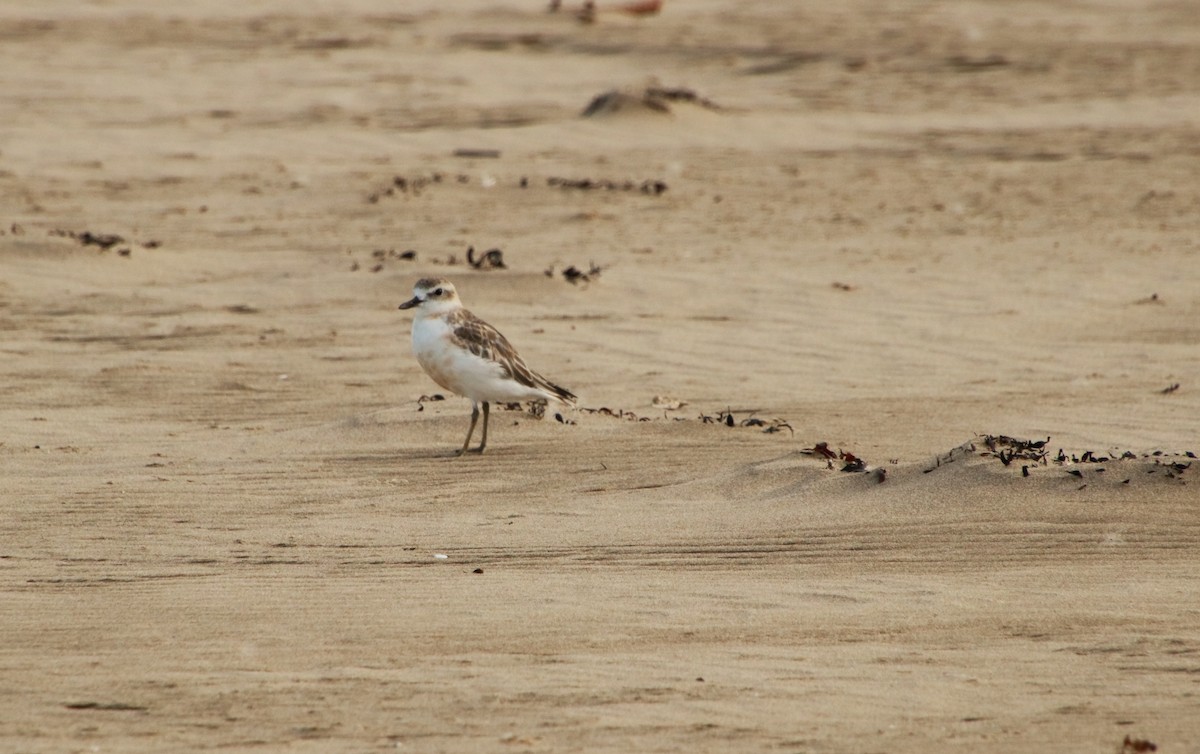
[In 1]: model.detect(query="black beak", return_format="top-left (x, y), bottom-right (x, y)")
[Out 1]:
top-left (398, 296), bottom-right (420, 310)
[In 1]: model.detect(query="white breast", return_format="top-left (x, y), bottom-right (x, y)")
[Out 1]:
top-left (411, 315), bottom-right (460, 392)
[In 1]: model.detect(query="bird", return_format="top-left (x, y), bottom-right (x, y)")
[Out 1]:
top-left (398, 277), bottom-right (577, 455)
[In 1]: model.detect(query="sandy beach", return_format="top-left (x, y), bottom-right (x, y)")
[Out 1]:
top-left (2, 1), bottom-right (1198, 751)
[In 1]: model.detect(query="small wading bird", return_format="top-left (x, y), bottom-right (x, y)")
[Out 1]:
top-left (398, 278), bottom-right (577, 455)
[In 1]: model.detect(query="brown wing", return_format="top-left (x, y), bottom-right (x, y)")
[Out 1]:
top-left (450, 310), bottom-right (577, 405)
top-left (451, 314), bottom-right (524, 383)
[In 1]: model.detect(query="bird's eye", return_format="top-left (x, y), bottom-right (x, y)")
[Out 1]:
top-left (433, 288), bottom-right (444, 296)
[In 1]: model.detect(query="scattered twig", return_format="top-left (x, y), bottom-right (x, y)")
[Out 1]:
top-left (499, 401), bottom-right (547, 419)
top-left (839, 450), bottom-right (866, 473)
top-left (452, 148), bottom-right (501, 159)
top-left (802, 442), bottom-right (838, 460)
top-left (367, 172), bottom-right (454, 203)
top-left (579, 406), bottom-right (649, 421)
top-left (64, 701), bottom-right (148, 712)
top-left (547, 176), bottom-right (668, 195)
top-left (1122, 735), bottom-right (1157, 753)
top-left (582, 86), bottom-right (720, 116)
top-left (945, 53), bottom-right (1010, 72)
top-left (416, 394), bottom-right (445, 412)
top-left (50, 229), bottom-right (126, 250)
top-left (547, 261), bottom-right (605, 284)
top-left (616, 0), bottom-right (662, 16)
top-left (739, 415), bottom-right (794, 436)
top-left (466, 246), bottom-right (506, 270)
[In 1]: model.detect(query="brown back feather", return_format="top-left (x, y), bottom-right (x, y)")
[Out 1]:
top-left (450, 309), bottom-right (577, 405)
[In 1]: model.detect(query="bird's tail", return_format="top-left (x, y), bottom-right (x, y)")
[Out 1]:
top-left (534, 375), bottom-right (577, 408)
top-left (546, 380), bottom-right (577, 408)
top-left (513, 357), bottom-right (577, 408)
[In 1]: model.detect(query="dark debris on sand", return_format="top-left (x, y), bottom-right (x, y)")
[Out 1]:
top-left (801, 441), bottom-right (871, 473)
top-left (415, 394), bottom-right (445, 412)
top-left (51, 228), bottom-right (124, 249)
top-left (466, 246), bottom-right (506, 270)
top-left (579, 406), bottom-right (650, 422)
top-left (49, 228), bottom-right (161, 255)
top-left (546, 176), bottom-right (668, 195)
top-left (971, 435), bottom-right (1193, 483)
top-left (699, 409), bottom-right (793, 435)
top-left (352, 244), bottom-right (508, 272)
top-left (367, 170), bottom-right (667, 204)
top-left (581, 86), bottom-right (721, 117)
top-left (545, 261), bottom-right (605, 284)
top-left (1122, 735), bottom-right (1158, 754)
top-left (349, 247), bottom-right (416, 273)
top-left (432, 404), bottom-right (799, 434)
top-left (367, 171), bottom-right (495, 203)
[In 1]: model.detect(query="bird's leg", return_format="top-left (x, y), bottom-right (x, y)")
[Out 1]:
top-left (457, 402), bottom-right (480, 456)
top-left (476, 401), bottom-right (490, 454)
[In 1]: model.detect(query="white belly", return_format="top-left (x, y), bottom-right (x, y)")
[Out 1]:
top-left (411, 316), bottom-right (548, 403)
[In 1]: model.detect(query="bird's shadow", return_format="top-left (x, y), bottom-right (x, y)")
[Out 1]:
top-left (328, 448), bottom-right (503, 464)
